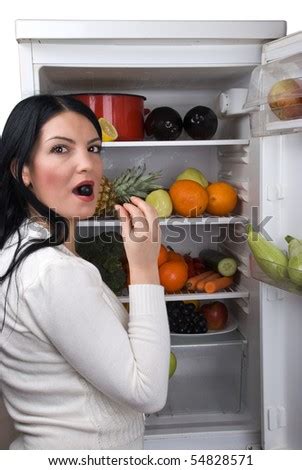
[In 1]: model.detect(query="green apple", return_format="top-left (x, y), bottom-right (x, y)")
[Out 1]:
top-left (169, 352), bottom-right (177, 379)
top-left (145, 189), bottom-right (173, 217)
top-left (176, 167), bottom-right (208, 188)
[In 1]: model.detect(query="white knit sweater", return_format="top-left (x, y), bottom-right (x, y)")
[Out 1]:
top-left (0, 219), bottom-right (170, 449)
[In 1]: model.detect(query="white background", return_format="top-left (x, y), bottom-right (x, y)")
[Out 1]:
top-left (0, 0), bottom-right (301, 133)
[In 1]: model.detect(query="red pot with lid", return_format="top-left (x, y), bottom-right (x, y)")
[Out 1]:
top-left (72, 93), bottom-right (148, 141)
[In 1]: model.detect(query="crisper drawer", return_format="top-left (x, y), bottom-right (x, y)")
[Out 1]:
top-left (161, 334), bottom-right (247, 415)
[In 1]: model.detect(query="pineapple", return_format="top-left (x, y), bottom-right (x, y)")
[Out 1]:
top-left (94, 164), bottom-right (163, 217)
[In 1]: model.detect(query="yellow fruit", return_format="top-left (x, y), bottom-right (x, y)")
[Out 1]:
top-left (169, 352), bottom-right (177, 379)
top-left (98, 117), bottom-right (118, 142)
top-left (145, 189), bottom-right (173, 217)
top-left (176, 167), bottom-right (208, 188)
top-left (183, 299), bottom-right (200, 310)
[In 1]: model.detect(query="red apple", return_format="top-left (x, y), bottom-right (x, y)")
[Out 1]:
top-left (200, 301), bottom-right (228, 330)
top-left (268, 78), bottom-right (302, 120)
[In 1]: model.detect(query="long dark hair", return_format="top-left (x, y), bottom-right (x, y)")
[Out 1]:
top-left (0, 94), bottom-right (102, 331)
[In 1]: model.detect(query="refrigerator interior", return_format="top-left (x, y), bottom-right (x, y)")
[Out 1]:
top-left (5, 20), bottom-right (300, 448)
top-left (36, 64), bottom-right (263, 448)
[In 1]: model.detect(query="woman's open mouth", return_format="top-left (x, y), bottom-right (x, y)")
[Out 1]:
top-left (72, 182), bottom-right (95, 202)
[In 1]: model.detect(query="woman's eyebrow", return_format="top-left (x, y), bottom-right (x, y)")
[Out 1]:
top-left (46, 136), bottom-right (101, 144)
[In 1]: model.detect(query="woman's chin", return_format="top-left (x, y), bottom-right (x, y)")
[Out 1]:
top-left (63, 207), bottom-right (96, 222)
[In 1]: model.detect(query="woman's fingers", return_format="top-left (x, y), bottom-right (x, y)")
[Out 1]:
top-left (114, 204), bottom-right (131, 238)
top-left (128, 196), bottom-right (160, 240)
top-left (129, 196), bottom-right (158, 223)
top-left (116, 196), bottom-right (160, 245)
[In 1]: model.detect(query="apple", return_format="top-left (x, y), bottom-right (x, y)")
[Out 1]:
top-left (200, 301), bottom-right (228, 330)
top-left (169, 352), bottom-right (177, 379)
top-left (176, 167), bottom-right (208, 188)
top-left (145, 189), bottom-right (173, 217)
top-left (268, 79), bottom-right (302, 120)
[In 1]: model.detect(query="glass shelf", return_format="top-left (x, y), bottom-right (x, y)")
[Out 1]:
top-left (78, 214), bottom-right (248, 228)
top-left (250, 254), bottom-right (302, 296)
top-left (102, 139), bottom-right (249, 148)
top-left (118, 284), bottom-right (249, 303)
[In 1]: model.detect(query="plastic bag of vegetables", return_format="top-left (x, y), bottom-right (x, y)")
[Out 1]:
top-left (285, 235), bottom-right (302, 287)
top-left (247, 224), bottom-right (288, 282)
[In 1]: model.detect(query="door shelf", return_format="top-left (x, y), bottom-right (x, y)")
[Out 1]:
top-left (250, 254), bottom-right (302, 297)
top-left (102, 139), bottom-right (249, 148)
top-left (244, 53), bottom-right (302, 136)
top-left (118, 284), bottom-right (249, 303)
top-left (78, 214), bottom-right (248, 228)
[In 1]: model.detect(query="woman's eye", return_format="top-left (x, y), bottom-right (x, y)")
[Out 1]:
top-left (88, 144), bottom-right (102, 154)
top-left (51, 145), bottom-right (68, 154)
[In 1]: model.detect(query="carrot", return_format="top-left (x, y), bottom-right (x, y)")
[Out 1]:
top-left (196, 273), bottom-right (221, 292)
top-left (204, 276), bottom-right (234, 294)
top-left (186, 271), bottom-right (214, 291)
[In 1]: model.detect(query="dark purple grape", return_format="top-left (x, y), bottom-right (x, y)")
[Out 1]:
top-left (185, 303), bottom-right (196, 312)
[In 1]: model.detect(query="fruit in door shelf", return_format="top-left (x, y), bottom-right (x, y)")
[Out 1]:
top-left (94, 164), bottom-right (162, 216)
top-left (98, 117), bottom-right (118, 142)
top-left (206, 181), bottom-right (238, 216)
top-left (159, 260), bottom-right (188, 293)
top-left (200, 301), bottom-right (228, 330)
top-left (169, 352), bottom-right (177, 379)
top-left (247, 225), bottom-right (288, 282)
top-left (183, 106), bottom-right (218, 140)
top-left (285, 235), bottom-right (302, 286)
top-left (268, 79), bottom-right (302, 120)
top-left (176, 167), bottom-right (208, 188)
top-left (145, 189), bottom-right (173, 217)
top-left (144, 106), bottom-right (183, 140)
top-left (169, 179), bottom-right (209, 217)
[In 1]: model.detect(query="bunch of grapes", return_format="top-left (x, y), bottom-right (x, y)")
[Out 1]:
top-left (167, 301), bottom-right (208, 334)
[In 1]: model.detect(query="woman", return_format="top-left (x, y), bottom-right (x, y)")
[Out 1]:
top-left (0, 95), bottom-right (170, 450)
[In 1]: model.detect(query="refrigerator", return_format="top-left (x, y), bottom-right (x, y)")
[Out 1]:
top-left (1, 19), bottom-right (302, 450)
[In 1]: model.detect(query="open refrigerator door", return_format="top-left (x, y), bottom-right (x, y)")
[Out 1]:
top-left (244, 31), bottom-right (302, 449)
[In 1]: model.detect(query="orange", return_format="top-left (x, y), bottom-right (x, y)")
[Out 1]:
top-left (167, 250), bottom-right (185, 263)
top-left (206, 182), bottom-right (238, 216)
top-left (159, 260), bottom-right (188, 293)
top-left (169, 179), bottom-right (209, 217)
top-left (158, 245), bottom-right (169, 267)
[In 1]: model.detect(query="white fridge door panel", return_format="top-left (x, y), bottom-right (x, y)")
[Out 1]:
top-left (258, 33), bottom-right (302, 449)
top-left (259, 132), bottom-right (302, 449)
top-left (262, 31), bottom-right (302, 63)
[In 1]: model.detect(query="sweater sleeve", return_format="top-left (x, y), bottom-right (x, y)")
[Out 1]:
top-left (22, 258), bottom-right (171, 414)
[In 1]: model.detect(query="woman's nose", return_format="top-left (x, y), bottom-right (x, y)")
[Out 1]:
top-left (76, 150), bottom-right (94, 170)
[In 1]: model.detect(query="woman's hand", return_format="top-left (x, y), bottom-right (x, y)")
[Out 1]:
top-left (115, 196), bottom-right (161, 285)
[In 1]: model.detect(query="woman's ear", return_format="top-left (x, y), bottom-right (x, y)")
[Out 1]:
top-left (10, 160), bottom-right (32, 187)
top-left (21, 165), bottom-right (32, 187)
